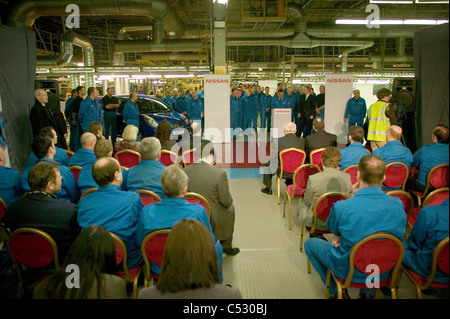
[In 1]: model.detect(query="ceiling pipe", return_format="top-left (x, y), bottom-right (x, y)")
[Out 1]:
top-left (3, 0), bottom-right (186, 37)
top-left (114, 38), bottom-right (203, 53)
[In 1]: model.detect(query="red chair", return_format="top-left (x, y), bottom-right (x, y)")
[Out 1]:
top-left (136, 189), bottom-right (162, 206)
top-left (386, 190), bottom-right (414, 240)
top-left (409, 163), bottom-right (449, 207)
top-left (110, 232), bottom-right (142, 299)
top-left (7, 227), bottom-right (60, 299)
top-left (300, 192), bottom-right (349, 273)
top-left (185, 192), bottom-right (211, 219)
top-left (64, 149), bottom-right (74, 159)
top-left (0, 197), bottom-right (7, 221)
top-left (115, 149), bottom-right (142, 169)
top-left (182, 149), bottom-right (196, 167)
top-left (325, 232), bottom-right (404, 299)
top-left (276, 148), bottom-right (306, 205)
top-left (343, 164), bottom-right (359, 185)
top-left (402, 236), bottom-right (449, 299)
top-left (160, 150), bottom-right (178, 166)
top-left (283, 164), bottom-right (321, 230)
top-left (141, 229), bottom-right (171, 287)
top-left (384, 162), bottom-right (409, 191)
top-left (309, 148), bottom-right (326, 171)
top-left (68, 165), bottom-right (82, 183)
top-left (407, 187), bottom-right (449, 229)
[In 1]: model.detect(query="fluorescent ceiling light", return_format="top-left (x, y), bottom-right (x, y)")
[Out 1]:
top-left (372, 20), bottom-right (404, 24)
top-left (164, 74), bottom-right (195, 78)
top-left (335, 19), bottom-right (368, 25)
top-left (36, 68), bottom-right (50, 73)
top-left (370, 0), bottom-right (413, 3)
top-left (52, 67), bottom-right (95, 73)
top-left (415, 0), bottom-right (449, 3)
top-left (336, 19), bottom-right (448, 25)
top-left (97, 67), bottom-right (140, 73)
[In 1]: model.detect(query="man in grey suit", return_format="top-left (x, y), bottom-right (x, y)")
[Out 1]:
top-left (305, 117), bottom-right (337, 159)
top-left (297, 146), bottom-right (352, 234)
top-left (184, 141), bottom-right (239, 256)
top-left (261, 122), bottom-right (305, 195)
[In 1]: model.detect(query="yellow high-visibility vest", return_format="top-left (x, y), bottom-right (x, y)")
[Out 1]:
top-left (367, 101), bottom-right (390, 142)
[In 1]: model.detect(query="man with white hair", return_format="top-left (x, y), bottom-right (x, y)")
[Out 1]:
top-left (261, 121), bottom-right (305, 195)
top-left (126, 137), bottom-right (166, 199)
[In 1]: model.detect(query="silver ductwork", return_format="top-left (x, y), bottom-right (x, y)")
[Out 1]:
top-left (114, 39), bottom-right (204, 53)
top-left (3, 0), bottom-right (185, 37)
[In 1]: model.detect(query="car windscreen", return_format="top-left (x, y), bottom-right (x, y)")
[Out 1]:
top-left (137, 98), bottom-right (170, 114)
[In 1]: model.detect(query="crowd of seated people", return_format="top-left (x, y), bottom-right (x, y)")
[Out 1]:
top-left (0, 108), bottom-right (448, 299)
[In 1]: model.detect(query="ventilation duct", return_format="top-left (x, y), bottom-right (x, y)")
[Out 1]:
top-left (114, 38), bottom-right (203, 53)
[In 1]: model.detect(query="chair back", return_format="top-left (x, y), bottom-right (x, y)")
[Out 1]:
top-left (115, 149), bottom-right (142, 169)
top-left (312, 192), bottom-right (349, 232)
top-left (160, 150), bottom-right (178, 166)
top-left (384, 162), bottom-right (409, 190)
top-left (110, 232), bottom-right (133, 282)
top-left (141, 229), bottom-right (171, 280)
top-left (386, 190), bottom-right (414, 220)
top-left (182, 149), bottom-right (196, 167)
top-left (185, 192), bottom-right (211, 219)
top-left (422, 187), bottom-right (449, 207)
top-left (343, 164), bottom-right (359, 185)
top-left (279, 148), bottom-right (306, 175)
top-left (68, 165), bottom-right (82, 183)
top-left (80, 187), bottom-right (98, 200)
top-left (428, 163), bottom-right (449, 191)
top-left (7, 228), bottom-right (60, 271)
top-left (344, 232), bottom-right (404, 289)
top-left (136, 190), bottom-right (162, 206)
top-left (309, 148), bottom-right (326, 170)
top-left (64, 149), bottom-right (74, 159)
top-left (292, 164), bottom-right (321, 195)
top-left (0, 197), bottom-right (6, 221)
top-left (435, 237), bottom-right (449, 276)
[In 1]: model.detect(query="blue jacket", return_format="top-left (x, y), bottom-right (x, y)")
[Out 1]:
top-left (339, 143), bottom-right (370, 171)
top-left (78, 163), bottom-right (128, 194)
top-left (64, 96), bottom-right (74, 126)
top-left (21, 158), bottom-right (80, 203)
top-left (261, 93), bottom-right (272, 110)
top-left (187, 98), bottom-right (204, 120)
top-left (404, 199), bottom-right (449, 281)
top-left (271, 95), bottom-right (288, 109)
top-left (174, 95), bottom-right (188, 114)
top-left (28, 146), bottom-right (69, 167)
top-left (68, 148), bottom-right (97, 168)
top-left (241, 94), bottom-right (254, 114)
top-left (373, 140), bottom-right (413, 168)
top-left (122, 100), bottom-right (140, 129)
top-left (326, 187), bottom-right (406, 283)
top-left (413, 142), bottom-right (449, 187)
top-left (78, 96), bottom-right (103, 133)
top-left (162, 96), bottom-right (174, 109)
top-left (126, 160), bottom-right (166, 199)
top-left (77, 184), bottom-right (143, 269)
top-left (345, 97), bottom-right (367, 121)
top-left (0, 166), bottom-right (23, 207)
top-left (136, 197), bottom-right (223, 277)
top-left (284, 93), bottom-right (296, 111)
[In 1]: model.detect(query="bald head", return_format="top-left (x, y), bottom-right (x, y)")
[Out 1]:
top-left (0, 147), bottom-right (6, 166)
top-left (386, 125), bottom-right (403, 142)
top-left (80, 132), bottom-right (97, 150)
top-left (92, 157), bottom-right (122, 187)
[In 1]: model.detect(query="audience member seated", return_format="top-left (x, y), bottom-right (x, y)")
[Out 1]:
top-left (297, 146), bottom-right (352, 233)
top-left (176, 121), bottom-right (210, 155)
top-left (339, 126), bottom-right (370, 171)
top-left (261, 121), bottom-right (305, 195)
top-left (305, 117), bottom-right (337, 159)
top-left (403, 198), bottom-right (449, 284)
top-left (115, 125), bottom-right (141, 153)
top-left (77, 157), bottom-right (143, 271)
top-left (136, 164), bottom-right (223, 279)
top-left (406, 125), bottom-right (449, 194)
top-left (156, 120), bottom-right (177, 151)
top-left (28, 126), bottom-right (69, 167)
top-left (184, 142), bottom-right (239, 256)
top-left (88, 121), bottom-right (105, 140)
top-left (33, 225), bottom-right (127, 299)
top-left (0, 146), bottom-right (23, 207)
top-left (78, 139), bottom-right (128, 194)
top-left (22, 133), bottom-right (79, 203)
top-left (6, 161), bottom-right (80, 264)
top-left (68, 132), bottom-right (97, 167)
top-left (138, 219), bottom-right (241, 299)
top-left (304, 154), bottom-right (406, 299)
top-left (126, 137), bottom-right (165, 199)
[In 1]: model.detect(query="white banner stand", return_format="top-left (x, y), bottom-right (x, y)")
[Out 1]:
top-left (271, 108), bottom-right (291, 138)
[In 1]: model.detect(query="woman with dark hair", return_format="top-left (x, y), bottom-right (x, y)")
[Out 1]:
top-left (138, 219), bottom-right (242, 299)
top-left (156, 120), bottom-right (176, 151)
top-left (33, 225), bottom-right (127, 299)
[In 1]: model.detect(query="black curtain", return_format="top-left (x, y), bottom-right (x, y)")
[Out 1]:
top-left (0, 25), bottom-right (36, 173)
top-left (414, 23), bottom-right (449, 148)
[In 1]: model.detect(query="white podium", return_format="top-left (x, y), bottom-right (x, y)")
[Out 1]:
top-left (271, 108), bottom-right (291, 138)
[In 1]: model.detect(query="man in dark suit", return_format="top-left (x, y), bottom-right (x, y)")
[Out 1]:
top-left (305, 117), bottom-right (337, 158)
top-left (30, 89), bottom-right (67, 149)
top-left (261, 121), bottom-right (305, 195)
top-left (184, 141), bottom-right (239, 256)
top-left (297, 85), bottom-right (317, 138)
top-left (5, 161), bottom-right (80, 264)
